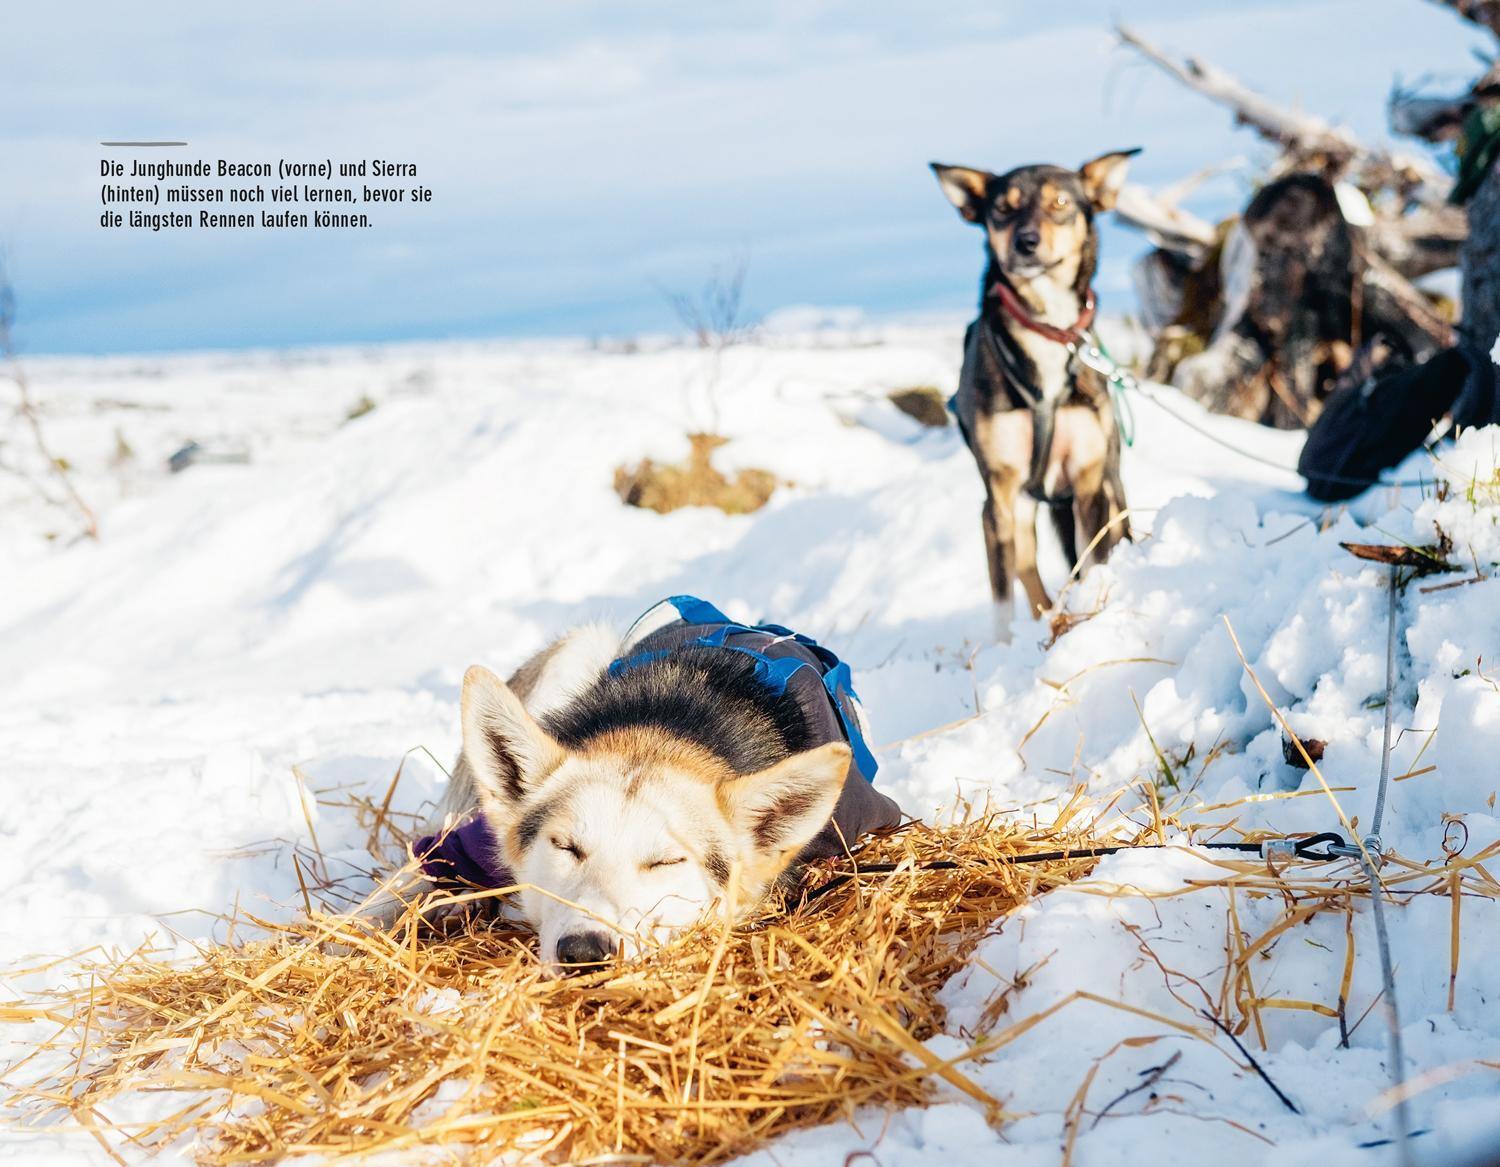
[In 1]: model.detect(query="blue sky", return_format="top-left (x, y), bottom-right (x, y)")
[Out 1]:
top-left (2, 1), bottom-right (1489, 354)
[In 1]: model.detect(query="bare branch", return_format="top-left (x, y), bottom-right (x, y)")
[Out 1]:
top-left (1361, 248), bottom-right (1458, 349)
top-left (1391, 89), bottom-right (1475, 142)
top-left (1365, 203), bottom-right (1468, 277)
top-left (1200, 1011), bottom-right (1302, 1114)
top-left (0, 262), bottom-right (100, 540)
top-left (1155, 157), bottom-right (1247, 206)
top-left (1426, 0), bottom-right (1500, 38)
top-left (656, 253), bottom-right (758, 433)
top-left (1390, 62), bottom-right (1500, 142)
top-left (1116, 23), bottom-right (1361, 171)
top-left (660, 254), bottom-right (754, 351)
top-left (1116, 22), bottom-right (1452, 200)
top-left (1090, 1050), bottom-right (1183, 1129)
top-left (1113, 183), bottom-right (1219, 257)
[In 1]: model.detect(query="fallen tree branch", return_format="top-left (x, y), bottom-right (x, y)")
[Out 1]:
top-left (1117, 22), bottom-right (1452, 200)
top-left (1365, 203), bottom-right (1468, 278)
top-left (1169, 175), bottom-right (1453, 427)
top-left (1116, 23), bottom-right (1361, 170)
top-left (1114, 183), bottom-right (1219, 257)
top-left (1361, 247), bottom-right (1458, 349)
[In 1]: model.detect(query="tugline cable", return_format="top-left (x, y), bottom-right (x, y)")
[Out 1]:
top-left (804, 572), bottom-right (1416, 1160)
top-left (797, 832), bottom-right (1349, 907)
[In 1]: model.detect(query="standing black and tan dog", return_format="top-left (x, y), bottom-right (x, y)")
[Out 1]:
top-left (931, 151), bottom-right (1136, 637)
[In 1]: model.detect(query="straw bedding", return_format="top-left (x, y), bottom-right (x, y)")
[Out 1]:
top-left (2, 819), bottom-right (1107, 1166)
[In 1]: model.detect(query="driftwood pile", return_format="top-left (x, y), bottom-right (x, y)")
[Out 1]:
top-left (1116, 2), bottom-right (1499, 430)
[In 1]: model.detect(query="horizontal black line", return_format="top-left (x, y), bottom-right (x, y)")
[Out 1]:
top-left (100, 141), bottom-right (188, 147)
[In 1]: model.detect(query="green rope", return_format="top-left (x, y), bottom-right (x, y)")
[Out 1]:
top-left (1088, 335), bottom-right (1137, 448)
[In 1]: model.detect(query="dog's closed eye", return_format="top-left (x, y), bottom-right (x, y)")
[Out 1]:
top-left (644, 856), bottom-right (687, 871)
top-left (550, 836), bottom-right (585, 860)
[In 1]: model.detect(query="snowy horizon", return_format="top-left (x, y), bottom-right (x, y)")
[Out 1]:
top-left (3, 0), bottom-right (1490, 356)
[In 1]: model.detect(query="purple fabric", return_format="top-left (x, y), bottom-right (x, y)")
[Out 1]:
top-left (415, 816), bottom-right (514, 888)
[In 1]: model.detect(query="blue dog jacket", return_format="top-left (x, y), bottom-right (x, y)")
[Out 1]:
top-left (415, 596), bottom-right (902, 888)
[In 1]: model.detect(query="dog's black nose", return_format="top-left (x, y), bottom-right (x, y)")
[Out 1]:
top-left (1013, 225), bottom-right (1041, 256)
top-left (555, 930), bottom-right (615, 972)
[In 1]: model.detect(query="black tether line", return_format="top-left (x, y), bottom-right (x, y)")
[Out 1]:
top-left (796, 832), bottom-right (1350, 908)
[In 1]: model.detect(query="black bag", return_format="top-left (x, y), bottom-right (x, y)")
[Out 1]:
top-left (1299, 347), bottom-right (1470, 502)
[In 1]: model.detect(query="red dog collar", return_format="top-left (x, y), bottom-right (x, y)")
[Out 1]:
top-left (991, 282), bottom-right (1096, 346)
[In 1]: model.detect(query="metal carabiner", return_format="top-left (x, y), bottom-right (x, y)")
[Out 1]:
top-left (1072, 342), bottom-right (1118, 378)
top-left (1290, 832), bottom-right (1350, 861)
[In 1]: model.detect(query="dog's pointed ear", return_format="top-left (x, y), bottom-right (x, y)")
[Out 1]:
top-left (931, 163), bottom-right (993, 223)
top-left (722, 742), bottom-right (850, 864)
top-left (1078, 148), bottom-right (1141, 212)
top-left (461, 665), bottom-right (564, 809)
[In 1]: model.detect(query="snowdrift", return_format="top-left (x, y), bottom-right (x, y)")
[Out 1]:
top-left (2, 327), bottom-right (1498, 1165)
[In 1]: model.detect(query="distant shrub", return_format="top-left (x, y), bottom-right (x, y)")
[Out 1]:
top-left (887, 386), bottom-right (951, 428)
top-left (614, 432), bottom-right (778, 515)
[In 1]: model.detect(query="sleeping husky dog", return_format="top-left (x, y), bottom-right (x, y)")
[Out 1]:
top-left (374, 598), bottom-right (901, 974)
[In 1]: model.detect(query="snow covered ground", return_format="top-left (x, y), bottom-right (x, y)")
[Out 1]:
top-left (2, 322), bottom-right (1498, 1164)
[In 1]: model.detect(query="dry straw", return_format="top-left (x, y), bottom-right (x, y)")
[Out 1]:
top-left (2, 819), bottom-right (1108, 1166)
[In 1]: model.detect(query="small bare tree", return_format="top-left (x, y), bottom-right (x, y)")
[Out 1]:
top-left (0, 259), bottom-right (99, 540)
top-left (659, 253), bottom-right (757, 433)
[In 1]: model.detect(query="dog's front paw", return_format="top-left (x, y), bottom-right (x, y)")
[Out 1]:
top-left (991, 599), bottom-right (1015, 644)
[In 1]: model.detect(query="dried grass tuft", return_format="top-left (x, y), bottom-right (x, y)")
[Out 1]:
top-left (614, 433), bottom-right (778, 516)
top-left (4, 819), bottom-right (1106, 1166)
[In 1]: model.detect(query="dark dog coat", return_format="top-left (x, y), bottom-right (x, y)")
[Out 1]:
top-left (416, 596), bottom-right (902, 888)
